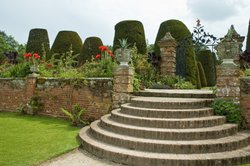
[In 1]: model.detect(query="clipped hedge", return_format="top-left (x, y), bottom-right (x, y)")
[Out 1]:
top-left (154, 19), bottom-right (197, 86)
top-left (78, 37), bottom-right (103, 65)
top-left (197, 61), bottom-right (207, 87)
top-left (50, 31), bottom-right (82, 59)
top-left (26, 28), bottom-right (50, 55)
top-left (246, 19), bottom-right (250, 51)
top-left (197, 49), bottom-right (216, 86)
top-left (113, 20), bottom-right (147, 54)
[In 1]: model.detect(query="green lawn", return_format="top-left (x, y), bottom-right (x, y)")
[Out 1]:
top-left (0, 112), bottom-right (80, 166)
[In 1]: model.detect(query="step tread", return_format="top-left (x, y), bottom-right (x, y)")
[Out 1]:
top-left (101, 114), bottom-right (236, 132)
top-left (112, 109), bottom-right (224, 121)
top-left (122, 103), bottom-right (213, 112)
top-left (90, 120), bottom-right (249, 145)
top-left (80, 126), bottom-right (250, 160)
top-left (131, 97), bottom-right (208, 103)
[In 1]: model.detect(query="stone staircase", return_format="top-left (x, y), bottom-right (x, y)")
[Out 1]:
top-left (78, 89), bottom-right (250, 166)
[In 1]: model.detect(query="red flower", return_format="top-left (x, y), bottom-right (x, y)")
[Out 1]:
top-left (99, 45), bottom-right (108, 52)
top-left (24, 53), bottom-right (32, 58)
top-left (33, 53), bottom-right (40, 59)
top-left (95, 54), bottom-right (101, 59)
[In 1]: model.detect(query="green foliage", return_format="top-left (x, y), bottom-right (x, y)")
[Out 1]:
top-left (133, 74), bottom-right (142, 92)
top-left (26, 28), bottom-right (50, 55)
top-left (50, 31), bottom-right (82, 59)
top-left (244, 68), bottom-right (250, 76)
top-left (60, 104), bottom-right (87, 126)
top-left (151, 75), bottom-right (195, 89)
top-left (246, 19), bottom-right (250, 51)
top-left (196, 65), bottom-right (201, 89)
top-left (130, 45), bottom-right (155, 88)
top-left (80, 57), bottom-right (117, 77)
top-left (211, 99), bottom-right (242, 124)
top-left (0, 62), bottom-right (30, 77)
top-left (197, 61), bottom-right (207, 87)
top-left (79, 36), bottom-right (103, 65)
top-left (0, 31), bottom-right (24, 63)
top-left (196, 49), bottom-right (216, 86)
top-left (113, 20), bottom-right (147, 54)
top-left (154, 19), bottom-right (197, 85)
top-left (17, 95), bottom-right (43, 115)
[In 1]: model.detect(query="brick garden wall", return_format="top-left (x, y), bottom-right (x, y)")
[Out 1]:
top-left (0, 77), bottom-right (113, 120)
top-left (240, 77), bottom-right (250, 128)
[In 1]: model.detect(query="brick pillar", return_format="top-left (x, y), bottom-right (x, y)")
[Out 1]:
top-left (112, 66), bottom-right (134, 109)
top-left (157, 32), bottom-right (177, 76)
top-left (216, 62), bottom-right (241, 102)
top-left (25, 75), bottom-right (37, 100)
top-left (240, 78), bottom-right (250, 129)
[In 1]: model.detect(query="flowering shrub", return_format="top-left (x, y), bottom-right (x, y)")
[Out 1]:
top-left (23, 53), bottom-right (41, 68)
top-left (95, 45), bottom-right (114, 60)
top-left (80, 45), bottom-right (117, 77)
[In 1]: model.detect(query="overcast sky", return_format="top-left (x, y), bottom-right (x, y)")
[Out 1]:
top-left (1, 0), bottom-right (249, 49)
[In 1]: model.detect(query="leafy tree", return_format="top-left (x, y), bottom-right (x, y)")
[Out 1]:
top-left (0, 31), bottom-right (25, 63)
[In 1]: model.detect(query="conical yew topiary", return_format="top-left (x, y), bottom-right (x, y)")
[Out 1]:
top-left (50, 31), bottom-right (82, 59)
top-left (78, 37), bottom-right (103, 65)
top-left (197, 61), bottom-right (207, 87)
top-left (246, 19), bottom-right (250, 51)
top-left (26, 28), bottom-right (50, 55)
top-left (113, 20), bottom-right (147, 54)
top-left (197, 49), bottom-right (216, 86)
top-left (154, 19), bottom-right (197, 86)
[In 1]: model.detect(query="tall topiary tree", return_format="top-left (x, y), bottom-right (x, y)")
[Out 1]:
top-left (78, 37), bottom-right (103, 65)
top-left (50, 31), bottom-right (82, 59)
top-left (197, 61), bottom-right (207, 87)
top-left (197, 49), bottom-right (216, 86)
top-left (113, 20), bottom-right (147, 54)
top-left (246, 19), bottom-right (250, 51)
top-left (154, 19), bottom-right (197, 86)
top-left (26, 28), bottom-right (50, 55)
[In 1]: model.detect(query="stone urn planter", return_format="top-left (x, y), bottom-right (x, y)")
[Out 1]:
top-left (115, 48), bottom-right (131, 66)
top-left (115, 38), bottom-right (131, 66)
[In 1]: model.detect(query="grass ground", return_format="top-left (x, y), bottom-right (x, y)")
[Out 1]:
top-left (0, 112), bottom-right (80, 166)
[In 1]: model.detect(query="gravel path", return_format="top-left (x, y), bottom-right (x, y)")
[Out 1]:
top-left (39, 148), bottom-right (124, 166)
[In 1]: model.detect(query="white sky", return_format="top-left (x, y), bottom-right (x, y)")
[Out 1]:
top-left (0, 0), bottom-right (249, 49)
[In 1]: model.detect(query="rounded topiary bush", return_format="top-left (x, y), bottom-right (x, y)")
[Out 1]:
top-left (50, 31), bottom-right (82, 59)
top-left (78, 37), bottom-right (103, 65)
top-left (197, 49), bottom-right (216, 86)
top-left (197, 61), bottom-right (207, 87)
top-left (113, 20), bottom-right (147, 54)
top-left (154, 19), bottom-right (197, 85)
top-left (26, 28), bottom-right (50, 55)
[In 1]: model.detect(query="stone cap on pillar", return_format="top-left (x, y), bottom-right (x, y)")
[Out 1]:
top-left (158, 32), bottom-right (177, 48)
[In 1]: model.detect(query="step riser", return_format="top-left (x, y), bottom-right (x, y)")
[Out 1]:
top-left (120, 105), bottom-right (213, 118)
top-left (133, 92), bottom-right (215, 99)
top-left (111, 111), bottom-right (226, 129)
top-left (79, 136), bottom-right (250, 166)
top-left (100, 119), bottom-right (238, 140)
top-left (89, 127), bottom-right (250, 154)
top-left (130, 100), bottom-right (206, 109)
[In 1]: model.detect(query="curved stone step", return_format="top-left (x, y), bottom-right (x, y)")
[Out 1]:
top-left (89, 120), bottom-right (250, 154)
top-left (111, 109), bottom-right (226, 128)
top-left (130, 97), bottom-right (207, 109)
top-left (100, 115), bottom-right (238, 140)
top-left (133, 89), bottom-right (215, 99)
top-left (79, 126), bottom-right (250, 166)
top-left (120, 103), bottom-right (213, 118)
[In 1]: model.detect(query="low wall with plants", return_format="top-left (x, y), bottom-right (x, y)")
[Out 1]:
top-left (240, 77), bottom-right (250, 128)
top-left (0, 77), bottom-right (113, 121)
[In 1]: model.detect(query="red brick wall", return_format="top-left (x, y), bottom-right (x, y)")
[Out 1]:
top-left (240, 77), bottom-right (250, 129)
top-left (0, 77), bottom-right (113, 120)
